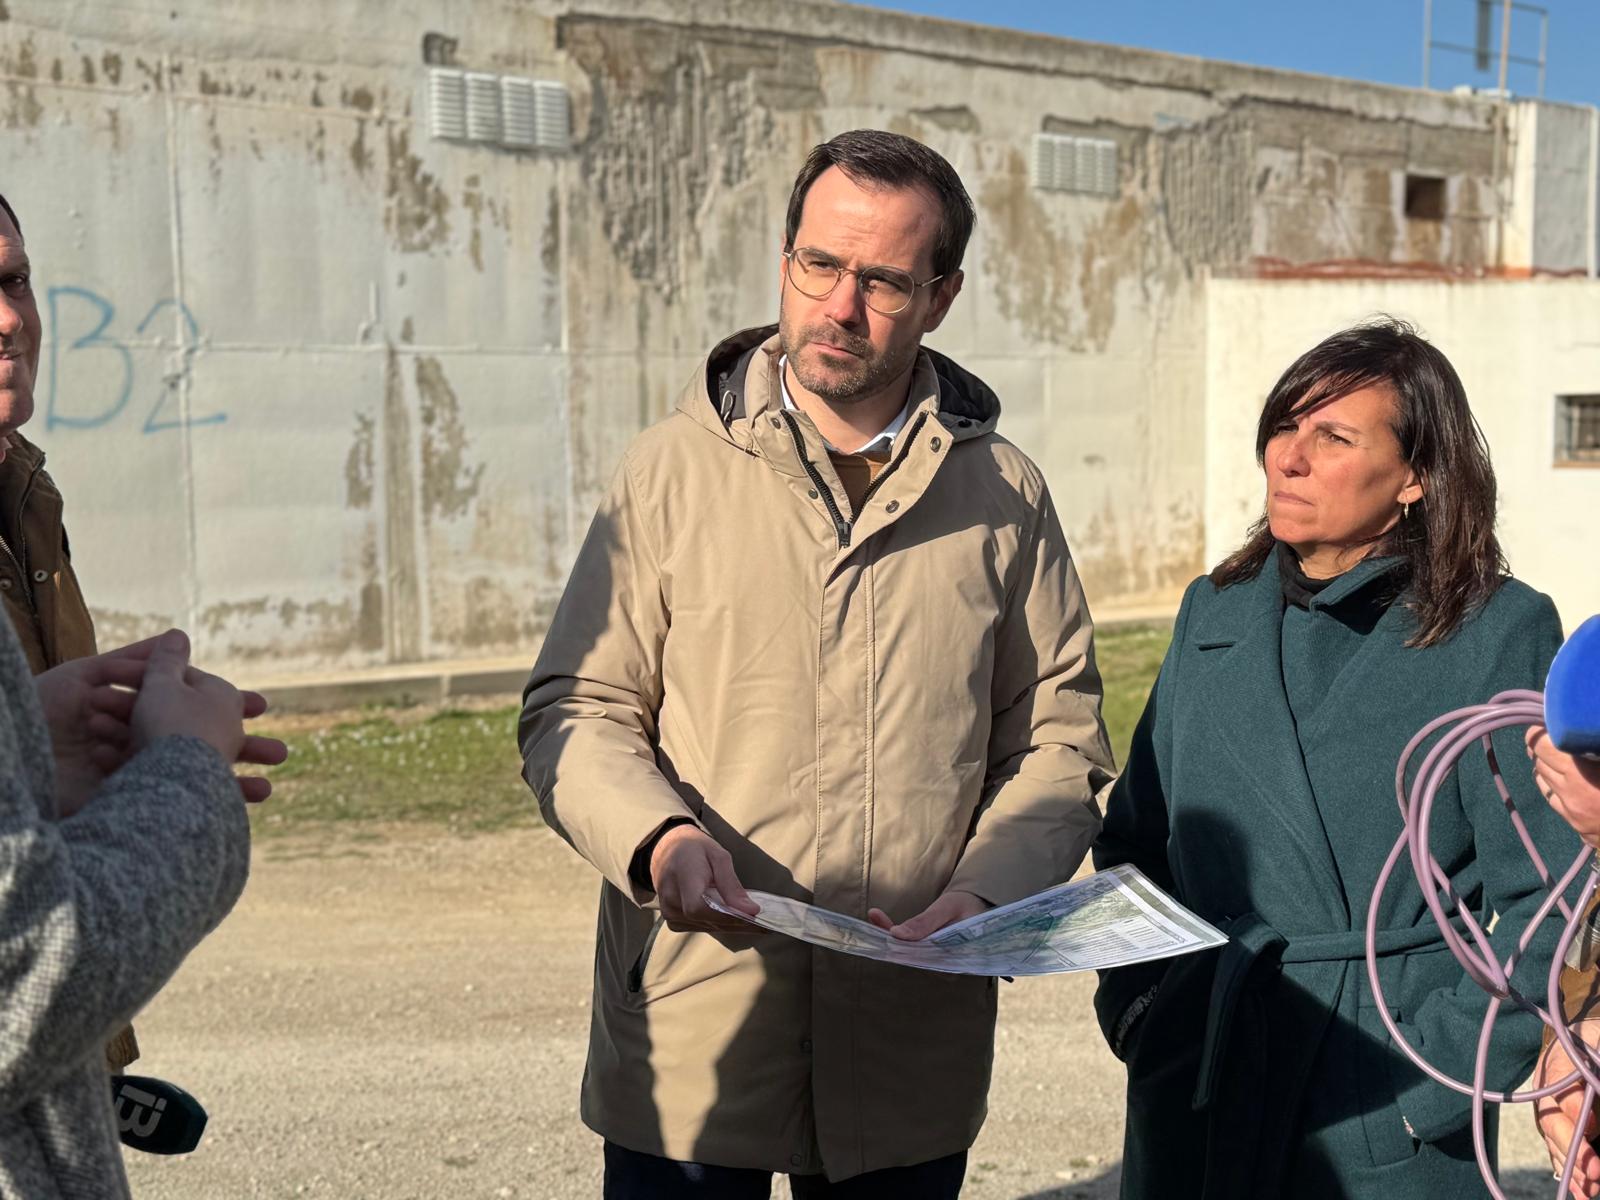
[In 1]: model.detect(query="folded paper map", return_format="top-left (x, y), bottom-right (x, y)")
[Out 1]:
top-left (706, 864), bottom-right (1227, 976)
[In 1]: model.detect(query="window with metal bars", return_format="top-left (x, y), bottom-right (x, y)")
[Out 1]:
top-left (1555, 394), bottom-right (1600, 465)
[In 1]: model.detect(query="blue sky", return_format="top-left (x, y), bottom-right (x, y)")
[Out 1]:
top-left (863, 1), bottom-right (1600, 109)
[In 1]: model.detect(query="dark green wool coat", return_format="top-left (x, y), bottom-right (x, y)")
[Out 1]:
top-left (1094, 556), bottom-right (1580, 1199)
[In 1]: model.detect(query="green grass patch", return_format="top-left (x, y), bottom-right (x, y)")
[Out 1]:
top-left (1097, 622), bottom-right (1171, 769)
top-left (254, 625), bottom-right (1171, 836)
top-left (254, 705), bottom-right (530, 837)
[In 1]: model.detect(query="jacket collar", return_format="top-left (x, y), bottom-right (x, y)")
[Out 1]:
top-left (1, 431), bottom-right (47, 477)
top-left (0, 431), bottom-right (52, 520)
top-left (1194, 553), bottom-right (1406, 648)
top-left (678, 325), bottom-right (1002, 449)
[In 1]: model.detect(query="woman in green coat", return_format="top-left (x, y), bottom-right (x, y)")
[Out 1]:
top-left (1094, 319), bottom-right (1581, 1199)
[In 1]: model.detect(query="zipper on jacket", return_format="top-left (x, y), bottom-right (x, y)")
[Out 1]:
top-left (780, 410), bottom-right (852, 549)
top-left (857, 411), bottom-right (930, 511)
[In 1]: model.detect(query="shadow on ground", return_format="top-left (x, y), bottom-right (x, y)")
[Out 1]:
top-left (1016, 1163), bottom-right (1118, 1199)
top-left (1014, 1163), bottom-right (1569, 1199)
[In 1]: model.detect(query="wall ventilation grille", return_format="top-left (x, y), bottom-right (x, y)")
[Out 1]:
top-left (428, 69), bottom-right (467, 141)
top-left (429, 69), bottom-right (570, 151)
top-left (1032, 133), bottom-right (1118, 196)
top-left (465, 72), bottom-right (503, 143)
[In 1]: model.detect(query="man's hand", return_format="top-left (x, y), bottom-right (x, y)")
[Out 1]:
top-left (649, 824), bottom-right (762, 933)
top-left (1528, 725), bottom-right (1600, 850)
top-left (867, 889), bottom-right (991, 941)
top-left (1535, 1020), bottom-right (1600, 1198)
top-left (36, 640), bottom-right (153, 818)
top-left (120, 630), bottom-right (287, 805)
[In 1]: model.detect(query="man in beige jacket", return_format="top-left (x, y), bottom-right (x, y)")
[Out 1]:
top-left (520, 130), bottom-right (1115, 1198)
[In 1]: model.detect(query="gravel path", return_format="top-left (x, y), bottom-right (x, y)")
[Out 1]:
top-left (122, 826), bottom-right (1562, 1199)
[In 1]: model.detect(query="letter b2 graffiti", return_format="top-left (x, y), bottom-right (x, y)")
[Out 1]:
top-left (46, 286), bottom-right (227, 434)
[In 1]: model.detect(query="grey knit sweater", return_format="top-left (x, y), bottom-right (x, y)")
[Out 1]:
top-left (0, 620), bottom-right (250, 1199)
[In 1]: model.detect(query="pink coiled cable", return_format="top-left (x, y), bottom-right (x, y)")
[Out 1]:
top-left (1366, 688), bottom-right (1597, 1199)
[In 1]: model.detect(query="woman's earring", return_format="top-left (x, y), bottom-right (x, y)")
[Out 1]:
top-left (1403, 501), bottom-right (1411, 520)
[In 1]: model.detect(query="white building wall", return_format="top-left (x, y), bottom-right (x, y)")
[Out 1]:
top-left (1204, 278), bottom-right (1600, 630)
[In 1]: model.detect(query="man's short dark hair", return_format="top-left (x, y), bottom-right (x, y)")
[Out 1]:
top-left (783, 130), bottom-right (975, 280)
top-left (0, 192), bottom-right (19, 240)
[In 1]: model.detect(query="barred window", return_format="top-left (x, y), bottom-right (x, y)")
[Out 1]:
top-left (1556, 395), bottom-right (1600, 465)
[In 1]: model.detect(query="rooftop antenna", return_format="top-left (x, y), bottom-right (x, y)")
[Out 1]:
top-left (1422, 0), bottom-right (1547, 97)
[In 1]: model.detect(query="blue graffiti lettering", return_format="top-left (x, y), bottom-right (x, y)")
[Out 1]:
top-left (46, 286), bottom-right (133, 431)
top-left (135, 299), bottom-right (226, 433)
top-left (45, 286), bottom-right (227, 434)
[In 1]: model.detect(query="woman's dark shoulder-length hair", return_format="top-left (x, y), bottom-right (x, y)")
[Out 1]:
top-left (1210, 316), bottom-right (1506, 648)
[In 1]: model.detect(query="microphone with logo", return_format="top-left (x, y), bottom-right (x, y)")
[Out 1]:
top-left (109, 1075), bottom-right (208, 1155)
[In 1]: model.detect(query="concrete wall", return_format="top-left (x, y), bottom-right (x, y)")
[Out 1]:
top-left (1204, 278), bottom-right (1600, 630)
top-left (1508, 100), bottom-right (1600, 275)
top-left (1530, 102), bottom-right (1599, 274)
top-left (0, 0), bottom-right (1554, 676)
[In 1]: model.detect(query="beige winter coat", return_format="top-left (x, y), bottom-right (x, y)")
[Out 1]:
top-left (520, 327), bottom-right (1114, 1180)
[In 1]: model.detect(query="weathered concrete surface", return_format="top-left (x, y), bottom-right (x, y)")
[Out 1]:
top-left (0, 0), bottom-right (1591, 674)
top-left (1204, 277), bottom-right (1600, 630)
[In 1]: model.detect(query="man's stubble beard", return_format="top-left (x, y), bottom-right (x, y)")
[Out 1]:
top-left (778, 305), bottom-right (919, 407)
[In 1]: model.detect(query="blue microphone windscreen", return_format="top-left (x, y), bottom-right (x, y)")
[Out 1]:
top-left (1546, 615), bottom-right (1600, 756)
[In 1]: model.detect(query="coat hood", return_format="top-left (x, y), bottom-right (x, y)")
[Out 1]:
top-left (676, 325), bottom-right (1001, 449)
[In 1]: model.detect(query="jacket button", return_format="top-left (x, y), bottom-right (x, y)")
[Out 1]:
top-left (930, 436), bottom-right (943, 451)
top-left (32, 569), bottom-right (47, 583)
top-left (0, 578), bottom-right (10, 590)
top-left (771, 416), bottom-right (782, 429)
top-left (958, 418), bottom-right (972, 428)
top-left (800, 1037), bottom-right (813, 1053)
top-left (807, 488), bottom-right (818, 499)
top-left (885, 500), bottom-right (899, 514)
top-left (790, 1154), bottom-right (804, 1167)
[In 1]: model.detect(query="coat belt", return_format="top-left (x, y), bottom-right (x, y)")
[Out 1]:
top-left (1192, 910), bottom-right (1458, 1111)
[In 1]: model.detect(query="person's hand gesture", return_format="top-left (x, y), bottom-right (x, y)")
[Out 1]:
top-left (1535, 1019), bottom-right (1600, 1198)
top-left (867, 889), bottom-right (991, 941)
top-left (649, 824), bottom-right (761, 933)
top-left (36, 629), bottom-right (287, 820)
top-left (35, 638), bottom-right (154, 817)
top-left (1528, 725), bottom-right (1600, 850)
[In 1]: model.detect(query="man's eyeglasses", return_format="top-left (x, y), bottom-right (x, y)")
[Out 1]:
top-left (782, 247), bottom-right (943, 316)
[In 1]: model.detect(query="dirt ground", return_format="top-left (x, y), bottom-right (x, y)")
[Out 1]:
top-left (122, 824), bottom-right (1564, 1200)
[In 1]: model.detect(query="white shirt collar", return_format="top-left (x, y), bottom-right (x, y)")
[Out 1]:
top-left (777, 355), bottom-right (912, 456)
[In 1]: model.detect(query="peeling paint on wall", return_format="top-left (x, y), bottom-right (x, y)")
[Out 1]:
top-left (1160, 115), bottom-right (1253, 268)
top-left (94, 609), bottom-right (177, 649)
top-left (349, 117), bottom-right (372, 174)
top-left (384, 126), bottom-right (451, 252)
top-left (2, 81), bottom-right (43, 129)
top-left (382, 346), bottom-right (422, 662)
top-left (911, 105), bottom-right (978, 133)
top-left (346, 411), bottom-right (375, 509)
top-left (198, 595), bottom-right (365, 662)
top-left (979, 146), bottom-right (1162, 353)
top-left (415, 356), bottom-right (485, 522)
top-left (560, 16), bottom-right (818, 298)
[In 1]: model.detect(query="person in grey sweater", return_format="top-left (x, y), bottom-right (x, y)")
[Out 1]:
top-left (0, 621), bottom-right (281, 1198)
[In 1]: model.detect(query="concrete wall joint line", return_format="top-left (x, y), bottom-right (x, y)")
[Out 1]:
top-left (161, 52), bottom-right (203, 639)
